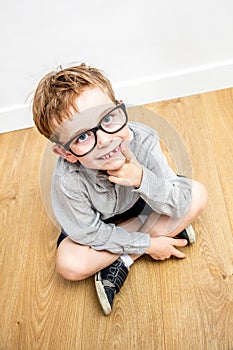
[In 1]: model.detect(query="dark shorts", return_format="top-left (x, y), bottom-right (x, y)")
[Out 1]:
top-left (57, 197), bottom-right (147, 248)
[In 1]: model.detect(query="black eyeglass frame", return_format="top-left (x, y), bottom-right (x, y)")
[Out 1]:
top-left (56, 102), bottom-right (128, 157)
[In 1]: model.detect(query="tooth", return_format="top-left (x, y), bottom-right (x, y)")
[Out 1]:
top-left (101, 146), bottom-right (120, 160)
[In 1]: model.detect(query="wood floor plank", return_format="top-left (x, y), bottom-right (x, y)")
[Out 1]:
top-left (144, 89), bottom-right (233, 350)
top-left (201, 89), bottom-right (233, 229)
top-left (0, 89), bottom-right (232, 350)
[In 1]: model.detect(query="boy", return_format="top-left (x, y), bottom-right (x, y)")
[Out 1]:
top-left (33, 64), bottom-right (208, 315)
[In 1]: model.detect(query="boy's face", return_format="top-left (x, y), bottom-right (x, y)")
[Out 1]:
top-left (53, 87), bottom-right (130, 171)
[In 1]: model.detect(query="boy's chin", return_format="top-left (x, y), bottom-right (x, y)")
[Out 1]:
top-left (100, 158), bottom-right (125, 171)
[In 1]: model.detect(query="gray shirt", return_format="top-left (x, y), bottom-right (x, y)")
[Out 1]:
top-left (51, 122), bottom-right (192, 255)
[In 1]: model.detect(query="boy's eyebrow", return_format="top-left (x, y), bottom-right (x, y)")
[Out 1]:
top-left (69, 126), bottom-right (89, 139)
top-left (54, 104), bottom-right (116, 144)
top-left (69, 105), bottom-right (115, 138)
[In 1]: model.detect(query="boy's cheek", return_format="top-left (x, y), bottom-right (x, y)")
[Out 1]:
top-left (122, 125), bottom-right (130, 140)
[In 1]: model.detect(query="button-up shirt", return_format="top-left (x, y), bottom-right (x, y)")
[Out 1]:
top-left (51, 122), bottom-right (192, 254)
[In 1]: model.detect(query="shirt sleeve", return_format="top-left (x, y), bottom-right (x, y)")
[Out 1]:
top-left (51, 176), bottom-right (151, 255)
top-left (133, 128), bottom-right (192, 218)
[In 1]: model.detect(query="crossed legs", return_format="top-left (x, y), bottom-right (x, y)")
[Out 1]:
top-left (56, 180), bottom-right (208, 281)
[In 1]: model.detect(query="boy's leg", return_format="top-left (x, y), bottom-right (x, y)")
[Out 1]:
top-left (56, 216), bottom-right (142, 281)
top-left (57, 238), bottom-right (119, 281)
top-left (140, 180), bottom-right (208, 238)
top-left (57, 180), bottom-right (207, 278)
top-left (56, 180), bottom-right (207, 315)
top-left (56, 180), bottom-right (207, 281)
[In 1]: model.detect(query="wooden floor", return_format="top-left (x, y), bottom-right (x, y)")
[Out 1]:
top-left (0, 88), bottom-right (233, 350)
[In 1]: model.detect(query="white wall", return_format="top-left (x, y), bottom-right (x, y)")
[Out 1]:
top-left (0, 0), bottom-right (233, 133)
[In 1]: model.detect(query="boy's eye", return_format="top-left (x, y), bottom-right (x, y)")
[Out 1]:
top-left (77, 131), bottom-right (92, 143)
top-left (102, 115), bottom-right (113, 126)
top-left (79, 133), bottom-right (88, 142)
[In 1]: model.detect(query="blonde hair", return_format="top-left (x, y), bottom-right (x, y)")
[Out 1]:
top-left (32, 63), bottom-right (116, 140)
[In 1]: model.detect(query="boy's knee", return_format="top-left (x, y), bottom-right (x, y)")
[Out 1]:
top-left (192, 181), bottom-right (208, 214)
top-left (56, 252), bottom-right (88, 282)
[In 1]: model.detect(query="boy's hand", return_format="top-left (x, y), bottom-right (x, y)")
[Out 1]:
top-left (146, 236), bottom-right (188, 260)
top-left (107, 141), bottom-right (143, 188)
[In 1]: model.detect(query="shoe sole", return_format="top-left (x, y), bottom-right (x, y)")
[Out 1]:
top-left (186, 224), bottom-right (196, 244)
top-left (95, 274), bottom-right (112, 316)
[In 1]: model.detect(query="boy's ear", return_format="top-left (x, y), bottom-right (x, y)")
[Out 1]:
top-left (52, 145), bottom-right (78, 163)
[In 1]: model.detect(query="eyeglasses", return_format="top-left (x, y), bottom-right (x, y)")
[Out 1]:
top-left (56, 103), bottom-right (128, 157)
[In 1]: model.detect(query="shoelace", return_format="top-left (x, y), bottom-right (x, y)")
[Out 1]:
top-left (101, 259), bottom-right (128, 293)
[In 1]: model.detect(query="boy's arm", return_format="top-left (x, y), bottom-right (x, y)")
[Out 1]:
top-left (108, 135), bottom-right (192, 219)
top-left (51, 180), bottom-right (150, 255)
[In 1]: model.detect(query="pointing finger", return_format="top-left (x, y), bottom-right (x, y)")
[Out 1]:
top-left (120, 140), bottom-right (134, 161)
top-left (172, 247), bottom-right (186, 259)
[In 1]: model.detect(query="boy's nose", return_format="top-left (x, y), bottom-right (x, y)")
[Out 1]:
top-left (96, 129), bottom-right (112, 148)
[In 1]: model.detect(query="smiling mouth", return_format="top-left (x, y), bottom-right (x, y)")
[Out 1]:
top-left (98, 145), bottom-right (121, 160)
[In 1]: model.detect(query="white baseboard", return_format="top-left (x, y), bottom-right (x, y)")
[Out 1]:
top-left (1, 62), bottom-right (233, 134)
top-left (0, 104), bottom-right (33, 134)
top-left (113, 61), bottom-right (233, 105)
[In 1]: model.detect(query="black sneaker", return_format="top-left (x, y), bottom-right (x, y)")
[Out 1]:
top-left (95, 258), bottom-right (129, 315)
top-left (174, 224), bottom-right (196, 244)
